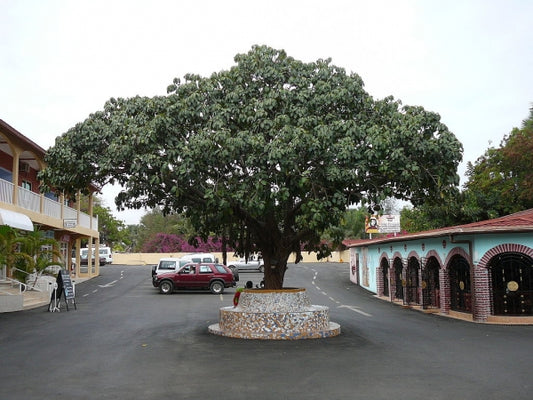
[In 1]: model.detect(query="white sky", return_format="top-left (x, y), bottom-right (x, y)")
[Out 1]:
top-left (1, 0), bottom-right (532, 224)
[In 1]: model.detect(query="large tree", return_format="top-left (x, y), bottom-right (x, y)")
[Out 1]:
top-left (40, 45), bottom-right (462, 289)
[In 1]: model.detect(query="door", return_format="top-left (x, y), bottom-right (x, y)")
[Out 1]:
top-left (197, 264), bottom-right (215, 288)
top-left (393, 258), bottom-right (403, 300)
top-left (491, 252), bottom-right (533, 316)
top-left (423, 258), bottom-right (440, 309)
top-left (175, 264), bottom-right (198, 288)
top-left (406, 257), bottom-right (420, 305)
top-left (380, 258), bottom-right (389, 297)
top-left (449, 255), bottom-right (471, 312)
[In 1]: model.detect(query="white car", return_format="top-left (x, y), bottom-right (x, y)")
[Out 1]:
top-left (227, 254), bottom-right (264, 273)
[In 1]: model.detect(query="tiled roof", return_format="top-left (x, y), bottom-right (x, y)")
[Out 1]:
top-left (343, 208), bottom-right (533, 248)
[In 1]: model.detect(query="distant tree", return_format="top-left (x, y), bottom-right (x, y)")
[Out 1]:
top-left (322, 207), bottom-right (366, 249)
top-left (93, 204), bottom-right (128, 248)
top-left (463, 106), bottom-right (533, 218)
top-left (134, 209), bottom-right (193, 251)
top-left (336, 207), bottom-right (367, 240)
top-left (400, 106), bottom-right (533, 231)
top-left (77, 195), bottom-right (128, 249)
top-left (141, 232), bottom-right (227, 253)
top-left (40, 45), bottom-right (463, 289)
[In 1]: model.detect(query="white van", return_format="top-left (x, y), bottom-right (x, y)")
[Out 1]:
top-left (178, 253), bottom-right (217, 266)
top-left (99, 247), bottom-right (113, 264)
top-left (151, 253), bottom-right (217, 277)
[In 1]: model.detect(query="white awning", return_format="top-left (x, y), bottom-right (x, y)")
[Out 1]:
top-left (0, 209), bottom-right (34, 231)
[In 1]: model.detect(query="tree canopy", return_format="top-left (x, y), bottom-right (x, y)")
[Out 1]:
top-left (40, 45), bottom-right (463, 289)
top-left (400, 105), bottom-right (533, 231)
top-left (463, 106), bottom-right (533, 218)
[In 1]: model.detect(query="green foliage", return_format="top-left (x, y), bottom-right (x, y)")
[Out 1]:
top-left (93, 203), bottom-right (128, 248)
top-left (0, 226), bottom-right (63, 284)
top-left (401, 106), bottom-right (533, 232)
top-left (463, 106), bottom-right (533, 219)
top-left (324, 207), bottom-right (367, 242)
top-left (40, 45), bottom-right (463, 288)
top-left (0, 226), bottom-right (28, 277)
top-left (134, 209), bottom-right (194, 252)
top-left (75, 194), bottom-right (129, 249)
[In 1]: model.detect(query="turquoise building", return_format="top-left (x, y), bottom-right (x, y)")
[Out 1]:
top-left (345, 209), bottom-right (533, 324)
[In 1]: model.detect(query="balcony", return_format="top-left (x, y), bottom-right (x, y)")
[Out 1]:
top-left (0, 177), bottom-right (98, 233)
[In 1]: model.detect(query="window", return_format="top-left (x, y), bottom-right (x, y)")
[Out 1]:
top-left (22, 180), bottom-right (32, 190)
top-left (0, 167), bottom-right (12, 182)
top-left (199, 265), bottom-right (213, 274)
top-left (215, 265), bottom-right (227, 274)
top-left (159, 261), bottom-right (177, 271)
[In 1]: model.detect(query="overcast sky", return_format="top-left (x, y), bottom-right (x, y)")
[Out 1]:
top-left (1, 0), bottom-right (532, 224)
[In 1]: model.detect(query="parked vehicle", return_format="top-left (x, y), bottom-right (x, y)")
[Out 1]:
top-left (98, 247), bottom-right (113, 264)
top-left (228, 254), bottom-right (264, 273)
top-left (80, 254), bottom-right (106, 266)
top-left (151, 253), bottom-right (217, 277)
top-left (151, 257), bottom-right (181, 277)
top-left (72, 247), bottom-right (109, 267)
top-left (153, 263), bottom-right (237, 294)
top-left (72, 248), bottom-right (106, 267)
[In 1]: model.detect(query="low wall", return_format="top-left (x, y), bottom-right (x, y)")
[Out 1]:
top-left (112, 250), bottom-right (349, 266)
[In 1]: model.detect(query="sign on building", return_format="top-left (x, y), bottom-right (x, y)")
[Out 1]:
top-left (365, 214), bottom-right (401, 234)
top-left (63, 219), bottom-right (77, 228)
top-left (378, 214), bottom-right (401, 233)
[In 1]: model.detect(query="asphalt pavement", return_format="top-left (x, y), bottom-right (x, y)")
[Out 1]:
top-left (1, 263), bottom-right (532, 400)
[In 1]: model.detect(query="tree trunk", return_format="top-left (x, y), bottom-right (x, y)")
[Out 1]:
top-left (262, 256), bottom-right (288, 290)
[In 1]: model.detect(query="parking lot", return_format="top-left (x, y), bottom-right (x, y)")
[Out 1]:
top-left (1, 263), bottom-right (532, 400)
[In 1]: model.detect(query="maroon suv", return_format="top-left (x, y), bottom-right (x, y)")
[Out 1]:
top-left (153, 263), bottom-right (237, 294)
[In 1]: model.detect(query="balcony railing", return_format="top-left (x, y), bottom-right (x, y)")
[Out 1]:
top-left (0, 178), bottom-right (98, 231)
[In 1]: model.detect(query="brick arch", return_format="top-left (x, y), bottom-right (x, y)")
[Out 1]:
top-left (377, 254), bottom-right (391, 297)
top-left (478, 243), bottom-right (533, 269)
top-left (443, 247), bottom-right (471, 270)
top-left (407, 250), bottom-right (421, 262)
top-left (424, 250), bottom-right (443, 269)
top-left (405, 251), bottom-right (421, 305)
top-left (390, 253), bottom-right (405, 301)
top-left (392, 251), bottom-right (404, 265)
top-left (379, 252), bottom-right (390, 264)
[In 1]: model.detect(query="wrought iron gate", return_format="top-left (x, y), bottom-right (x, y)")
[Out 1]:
top-left (422, 258), bottom-right (440, 309)
top-left (406, 258), bottom-right (420, 305)
top-left (490, 252), bottom-right (533, 315)
top-left (381, 258), bottom-right (389, 297)
top-left (393, 258), bottom-right (403, 300)
top-left (449, 255), bottom-right (471, 312)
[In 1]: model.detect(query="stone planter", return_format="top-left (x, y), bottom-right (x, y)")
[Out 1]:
top-left (208, 288), bottom-right (340, 340)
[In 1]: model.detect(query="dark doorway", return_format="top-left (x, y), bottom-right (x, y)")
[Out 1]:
top-left (393, 257), bottom-right (404, 301)
top-left (423, 257), bottom-right (440, 309)
top-left (449, 255), bottom-right (471, 312)
top-left (406, 257), bottom-right (420, 305)
top-left (490, 252), bottom-right (533, 316)
top-left (380, 258), bottom-right (390, 297)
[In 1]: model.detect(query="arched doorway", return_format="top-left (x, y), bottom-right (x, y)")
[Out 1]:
top-left (380, 258), bottom-right (390, 297)
top-left (423, 257), bottom-right (440, 309)
top-left (449, 255), bottom-right (471, 312)
top-left (489, 252), bottom-right (533, 316)
top-left (406, 257), bottom-right (420, 305)
top-left (392, 257), bottom-right (403, 301)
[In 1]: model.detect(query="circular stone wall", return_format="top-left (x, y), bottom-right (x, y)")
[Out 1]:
top-left (208, 288), bottom-right (340, 340)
